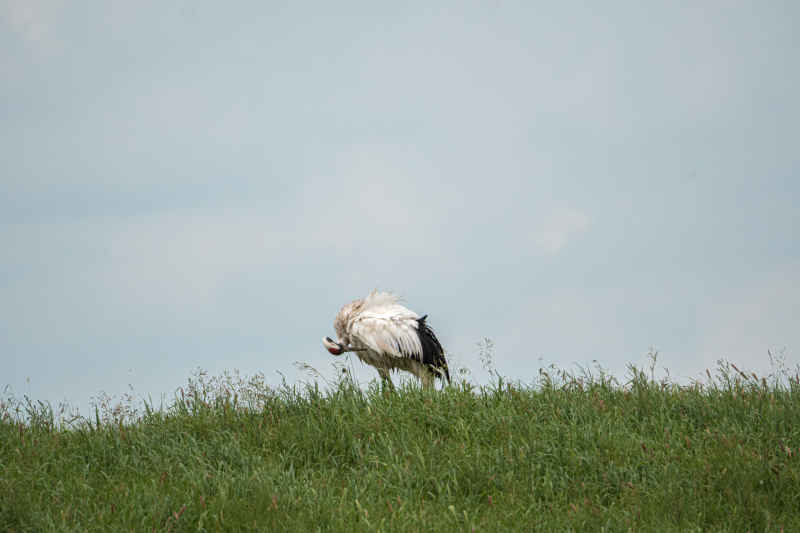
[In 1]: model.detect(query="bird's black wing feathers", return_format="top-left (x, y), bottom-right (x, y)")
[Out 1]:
top-left (417, 315), bottom-right (450, 383)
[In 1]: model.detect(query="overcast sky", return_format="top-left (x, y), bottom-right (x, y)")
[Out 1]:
top-left (2, 1), bottom-right (798, 415)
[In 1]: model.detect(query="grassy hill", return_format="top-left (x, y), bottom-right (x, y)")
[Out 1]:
top-left (2, 357), bottom-right (799, 531)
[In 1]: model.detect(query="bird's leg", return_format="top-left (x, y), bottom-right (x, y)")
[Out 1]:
top-left (420, 371), bottom-right (434, 390)
top-left (377, 368), bottom-right (395, 392)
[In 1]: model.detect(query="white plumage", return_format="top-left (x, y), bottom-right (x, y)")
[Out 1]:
top-left (323, 291), bottom-right (450, 388)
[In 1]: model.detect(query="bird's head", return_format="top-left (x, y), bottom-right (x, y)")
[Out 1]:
top-left (323, 298), bottom-right (366, 356)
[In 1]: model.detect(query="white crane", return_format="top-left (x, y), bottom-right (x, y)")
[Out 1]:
top-left (323, 291), bottom-right (450, 388)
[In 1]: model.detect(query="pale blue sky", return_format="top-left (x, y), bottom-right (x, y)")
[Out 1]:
top-left (2, 1), bottom-right (798, 414)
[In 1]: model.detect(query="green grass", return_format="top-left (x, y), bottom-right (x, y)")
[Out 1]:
top-left (2, 357), bottom-right (800, 532)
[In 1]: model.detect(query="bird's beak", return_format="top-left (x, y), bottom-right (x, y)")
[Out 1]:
top-left (323, 336), bottom-right (344, 355)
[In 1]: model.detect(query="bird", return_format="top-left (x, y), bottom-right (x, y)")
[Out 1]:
top-left (322, 290), bottom-right (450, 388)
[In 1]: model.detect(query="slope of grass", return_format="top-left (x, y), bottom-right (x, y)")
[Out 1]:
top-left (2, 359), bottom-right (800, 532)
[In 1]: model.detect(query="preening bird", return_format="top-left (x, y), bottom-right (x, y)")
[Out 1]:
top-left (323, 291), bottom-right (450, 388)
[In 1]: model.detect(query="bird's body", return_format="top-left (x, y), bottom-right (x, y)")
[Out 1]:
top-left (323, 291), bottom-right (449, 388)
